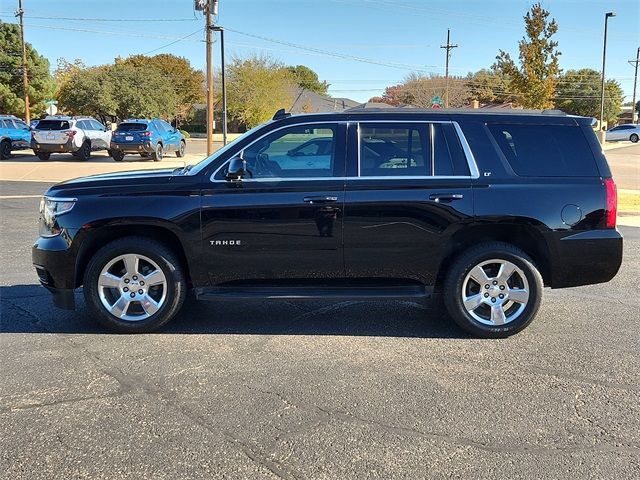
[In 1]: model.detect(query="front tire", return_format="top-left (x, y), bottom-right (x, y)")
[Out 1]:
top-left (443, 242), bottom-right (543, 338)
top-left (630, 133), bottom-right (639, 143)
top-left (83, 237), bottom-right (187, 333)
top-left (36, 151), bottom-right (50, 161)
top-left (176, 140), bottom-right (186, 157)
top-left (0, 139), bottom-right (12, 160)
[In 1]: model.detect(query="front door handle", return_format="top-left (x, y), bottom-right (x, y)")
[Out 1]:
top-left (429, 193), bottom-right (464, 203)
top-left (303, 196), bottom-right (338, 204)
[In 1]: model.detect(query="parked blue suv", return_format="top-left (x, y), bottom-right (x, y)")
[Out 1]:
top-left (0, 115), bottom-right (32, 159)
top-left (109, 118), bottom-right (186, 162)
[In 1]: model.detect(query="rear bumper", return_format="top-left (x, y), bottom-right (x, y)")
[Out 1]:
top-left (550, 229), bottom-right (623, 288)
top-left (32, 139), bottom-right (78, 153)
top-left (110, 141), bottom-right (154, 154)
top-left (32, 235), bottom-right (77, 310)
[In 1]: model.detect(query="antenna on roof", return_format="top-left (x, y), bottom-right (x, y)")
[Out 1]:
top-left (272, 108), bottom-right (291, 120)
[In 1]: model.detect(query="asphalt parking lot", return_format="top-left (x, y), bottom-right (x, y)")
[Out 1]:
top-left (0, 180), bottom-right (638, 479)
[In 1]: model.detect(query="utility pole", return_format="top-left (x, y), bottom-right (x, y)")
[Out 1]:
top-left (16, 0), bottom-right (30, 123)
top-left (440, 29), bottom-right (458, 108)
top-left (205, 1), bottom-right (217, 155)
top-left (630, 47), bottom-right (639, 124)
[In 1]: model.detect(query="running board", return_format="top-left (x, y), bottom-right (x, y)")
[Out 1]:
top-left (195, 285), bottom-right (432, 301)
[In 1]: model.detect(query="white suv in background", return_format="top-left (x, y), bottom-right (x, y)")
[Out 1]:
top-left (32, 116), bottom-right (112, 161)
top-left (605, 124), bottom-right (639, 143)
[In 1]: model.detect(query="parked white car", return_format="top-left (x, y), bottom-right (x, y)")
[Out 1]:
top-left (32, 116), bottom-right (112, 161)
top-left (605, 124), bottom-right (639, 143)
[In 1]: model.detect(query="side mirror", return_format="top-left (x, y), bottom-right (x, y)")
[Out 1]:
top-left (226, 154), bottom-right (247, 181)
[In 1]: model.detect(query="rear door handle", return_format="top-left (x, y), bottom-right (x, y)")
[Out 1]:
top-left (429, 193), bottom-right (464, 203)
top-left (303, 196), bottom-right (338, 204)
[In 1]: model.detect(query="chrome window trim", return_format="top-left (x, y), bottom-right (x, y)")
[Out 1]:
top-left (209, 119), bottom-right (480, 183)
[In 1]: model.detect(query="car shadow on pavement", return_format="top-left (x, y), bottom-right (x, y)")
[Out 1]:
top-left (0, 284), bottom-right (468, 339)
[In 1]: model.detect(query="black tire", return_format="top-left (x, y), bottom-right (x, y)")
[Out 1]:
top-left (0, 139), bottom-right (12, 160)
top-left (443, 242), bottom-right (543, 338)
top-left (176, 140), bottom-right (186, 157)
top-left (152, 142), bottom-right (163, 162)
top-left (110, 150), bottom-right (125, 162)
top-left (36, 151), bottom-right (50, 161)
top-left (77, 141), bottom-right (91, 161)
top-left (630, 133), bottom-right (639, 143)
top-left (83, 237), bottom-right (187, 333)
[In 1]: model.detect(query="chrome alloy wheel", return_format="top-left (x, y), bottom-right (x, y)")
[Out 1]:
top-left (461, 259), bottom-right (530, 326)
top-left (97, 253), bottom-right (167, 321)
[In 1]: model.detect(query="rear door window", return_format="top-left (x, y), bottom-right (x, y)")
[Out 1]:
top-left (487, 123), bottom-right (598, 177)
top-left (36, 120), bottom-right (70, 131)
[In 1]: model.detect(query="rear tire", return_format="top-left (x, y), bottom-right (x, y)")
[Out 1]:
top-left (77, 141), bottom-right (91, 161)
top-left (36, 151), bottom-right (50, 161)
top-left (443, 242), bottom-right (543, 338)
top-left (152, 142), bottom-right (163, 162)
top-left (630, 133), bottom-right (639, 143)
top-left (110, 150), bottom-right (125, 162)
top-left (83, 237), bottom-right (187, 333)
top-left (0, 139), bottom-right (11, 160)
top-left (140, 152), bottom-right (149, 158)
top-left (176, 140), bottom-right (186, 157)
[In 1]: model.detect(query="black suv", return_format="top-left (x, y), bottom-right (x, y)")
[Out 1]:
top-left (32, 109), bottom-right (622, 338)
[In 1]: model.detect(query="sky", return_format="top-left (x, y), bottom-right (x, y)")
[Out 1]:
top-left (2, 0), bottom-right (639, 103)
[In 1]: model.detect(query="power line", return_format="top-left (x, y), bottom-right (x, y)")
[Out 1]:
top-left (142, 29), bottom-right (202, 55)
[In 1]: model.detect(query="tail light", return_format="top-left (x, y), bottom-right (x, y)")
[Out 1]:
top-left (141, 131), bottom-right (152, 137)
top-left (604, 177), bottom-right (617, 229)
top-left (65, 130), bottom-right (77, 139)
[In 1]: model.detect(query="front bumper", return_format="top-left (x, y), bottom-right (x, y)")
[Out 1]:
top-left (110, 141), bottom-right (154, 154)
top-left (550, 229), bottom-right (623, 288)
top-left (32, 234), bottom-right (78, 310)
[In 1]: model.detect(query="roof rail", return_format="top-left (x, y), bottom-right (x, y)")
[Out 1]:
top-left (272, 108), bottom-right (291, 120)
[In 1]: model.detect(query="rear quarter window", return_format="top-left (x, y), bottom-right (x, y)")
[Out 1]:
top-left (487, 123), bottom-right (598, 177)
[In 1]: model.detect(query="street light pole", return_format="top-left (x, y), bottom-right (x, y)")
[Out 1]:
top-left (599, 12), bottom-right (616, 131)
top-left (213, 26), bottom-right (227, 145)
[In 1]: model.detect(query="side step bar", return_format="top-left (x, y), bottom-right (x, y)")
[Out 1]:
top-left (195, 285), bottom-right (433, 301)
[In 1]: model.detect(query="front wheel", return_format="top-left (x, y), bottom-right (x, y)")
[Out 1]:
top-left (443, 242), bottom-right (543, 338)
top-left (630, 133), bottom-right (639, 143)
top-left (176, 140), bottom-right (186, 157)
top-left (83, 237), bottom-right (187, 333)
top-left (0, 139), bottom-right (12, 160)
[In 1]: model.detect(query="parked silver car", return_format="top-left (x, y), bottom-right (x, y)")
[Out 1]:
top-left (32, 116), bottom-right (112, 160)
top-left (605, 123), bottom-right (639, 143)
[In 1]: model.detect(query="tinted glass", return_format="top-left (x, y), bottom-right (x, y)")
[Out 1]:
top-left (359, 124), bottom-right (428, 176)
top-left (154, 121), bottom-right (167, 133)
top-left (487, 124), bottom-right (598, 177)
top-left (14, 120), bottom-right (27, 129)
top-left (433, 123), bottom-right (454, 176)
top-left (0, 120), bottom-right (7, 128)
top-left (91, 120), bottom-right (104, 130)
top-left (242, 124), bottom-right (337, 178)
top-left (37, 120), bottom-right (70, 130)
top-left (117, 123), bottom-right (147, 132)
top-left (442, 123), bottom-right (471, 176)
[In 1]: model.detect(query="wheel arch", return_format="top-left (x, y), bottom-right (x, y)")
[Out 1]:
top-left (436, 222), bottom-right (552, 289)
top-left (75, 223), bottom-right (192, 288)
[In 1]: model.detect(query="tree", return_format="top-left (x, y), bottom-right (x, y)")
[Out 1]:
top-left (0, 21), bottom-right (55, 118)
top-left (287, 65), bottom-right (329, 95)
top-left (227, 55), bottom-right (295, 129)
top-left (116, 54), bottom-right (205, 122)
top-left (466, 69), bottom-right (512, 104)
top-left (369, 73), bottom-right (471, 108)
top-left (494, 3), bottom-right (561, 109)
top-left (57, 62), bottom-right (178, 121)
top-left (555, 69), bottom-right (623, 124)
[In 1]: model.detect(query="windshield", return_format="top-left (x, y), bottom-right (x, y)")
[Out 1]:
top-left (187, 123), bottom-right (268, 175)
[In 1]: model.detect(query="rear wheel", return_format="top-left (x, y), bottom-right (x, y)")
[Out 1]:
top-left (176, 140), bottom-right (186, 157)
top-left (152, 142), bottom-right (163, 162)
top-left (77, 141), bottom-right (91, 161)
top-left (443, 242), bottom-right (543, 338)
top-left (110, 150), bottom-right (125, 162)
top-left (36, 151), bottom-right (50, 161)
top-left (630, 133), bottom-right (639, 143)
top-left (0, 139), bottom-right (11, 160)
top-left (83, 237), bottom-right (187, 333)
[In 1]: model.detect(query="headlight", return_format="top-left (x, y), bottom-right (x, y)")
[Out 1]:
top-left (39, 196), bottom-right (76, 237)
